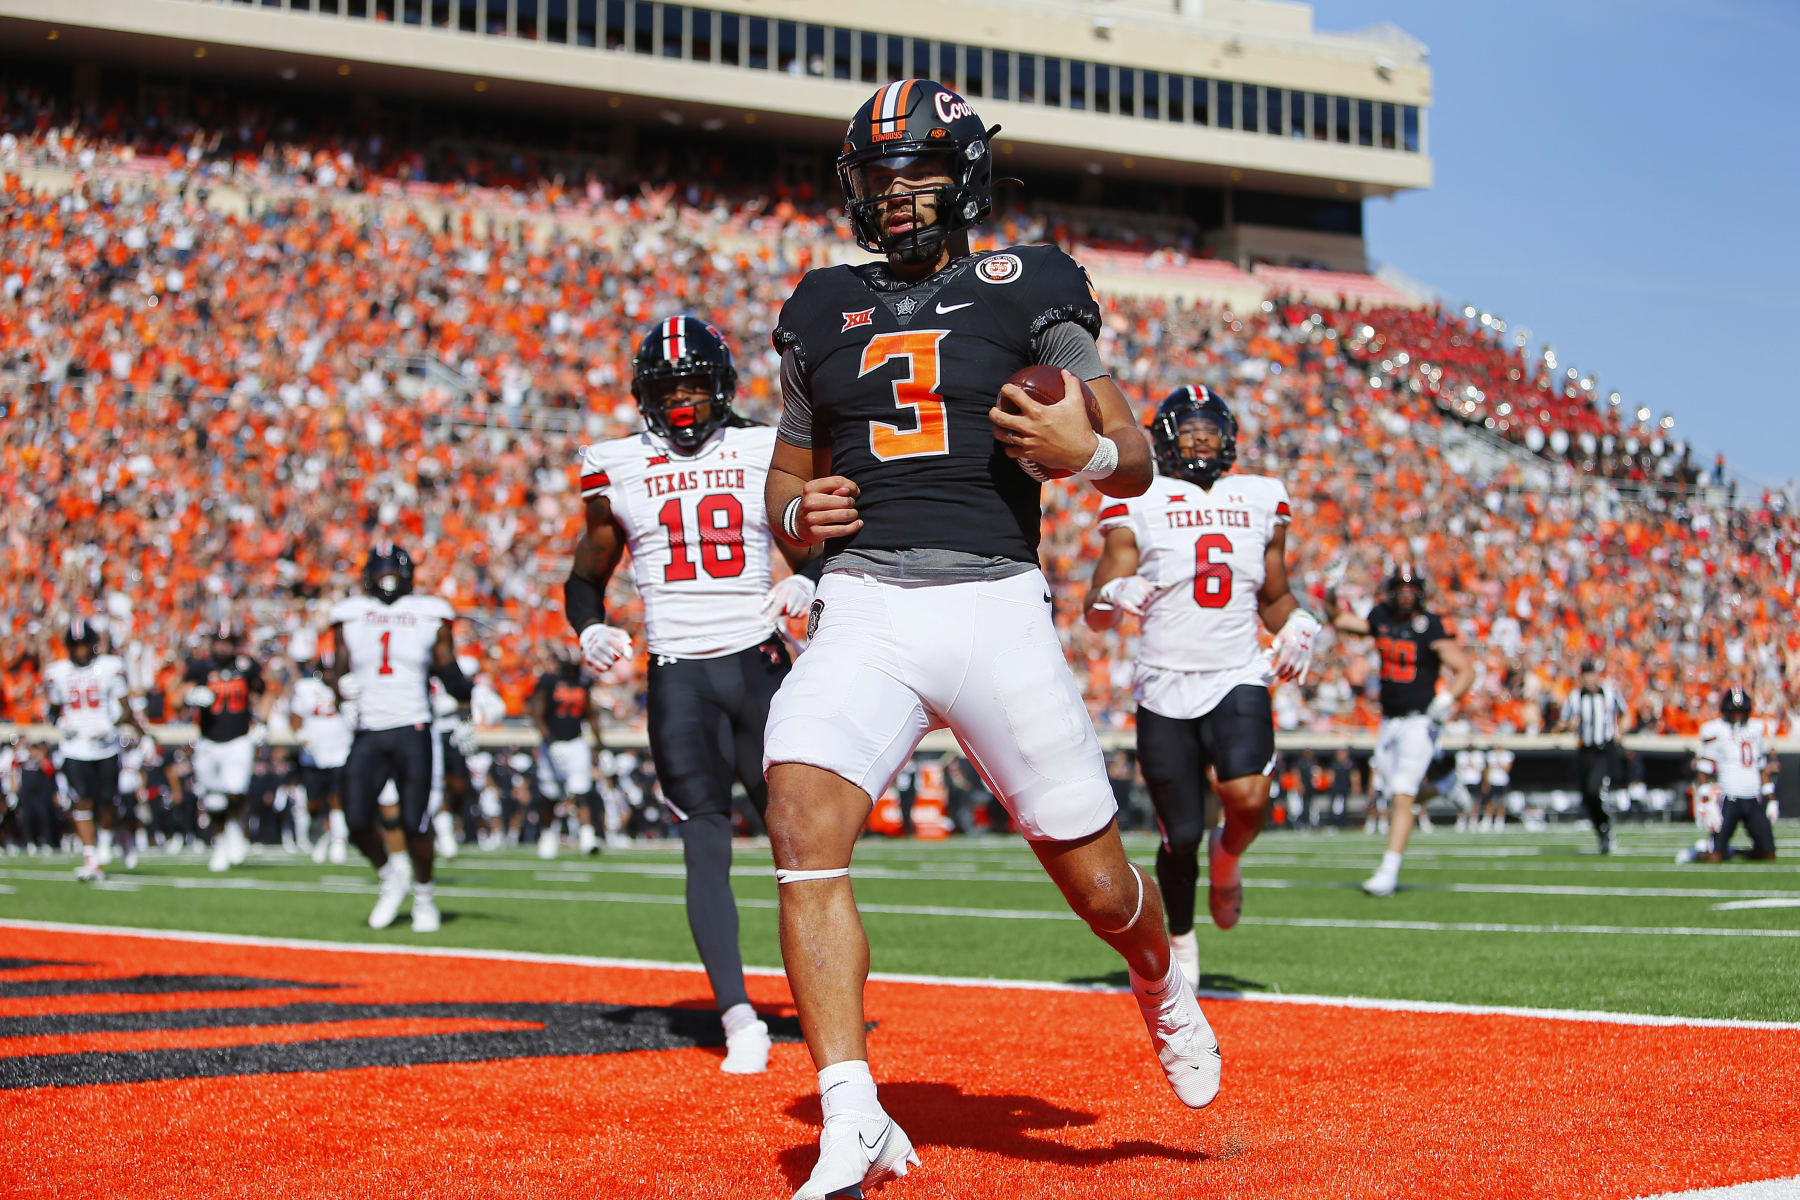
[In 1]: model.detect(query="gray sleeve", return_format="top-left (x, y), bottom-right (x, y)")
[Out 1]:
top-left (1033, 320), bottom-right (1108, 381)
top-left (775, 348), bottom-right (813, 449)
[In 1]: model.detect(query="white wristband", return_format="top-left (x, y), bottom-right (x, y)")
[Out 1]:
top-left (781, 495), bottom-right (804, 543)
top-left (1077, 435), bottom-right (1119, 480)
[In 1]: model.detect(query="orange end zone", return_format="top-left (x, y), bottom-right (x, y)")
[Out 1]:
top-left (2, 928), bottom-right (1796, 1200)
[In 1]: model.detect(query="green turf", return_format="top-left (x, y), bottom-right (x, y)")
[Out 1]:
top-left (3, 826), bottom-right (1797, 1021)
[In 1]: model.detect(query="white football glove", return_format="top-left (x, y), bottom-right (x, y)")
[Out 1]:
top-left (1270, 610), bottom-right (1322, 684)
top-left (760, 575), bottom-right (817, 626)
top-left (335, 674), bottom-right (362, 702)
top-left (1695, 783), bottom-right (1723, 834)
top-left (248, 722), bottom-right (269, 749)
top-left (1096, 575), bottom-right (1155, 616)
top-left (579, 623), bottom-right (632, 673)
top-left (453, 724), bottom-right (480, 758)
top-left (186, 684), bottom-right (216, 709)
top-left (1426, 692), bottom-right (1456, 725)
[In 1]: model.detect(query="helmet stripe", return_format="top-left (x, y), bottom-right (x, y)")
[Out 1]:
top-left (661, 316), bottom-right (681, 363)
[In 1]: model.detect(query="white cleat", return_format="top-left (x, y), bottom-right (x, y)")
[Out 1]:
top-left (208, 839), bottom-right (233, 873)
top-left (792, 1112), bottom-right (919, 1200)
top-left (74, 861), bottom-right (105, 883)
top-left (1138, 971), bottom-right (1222, 1109)
top-left (227, 822), bottom-right (249, 866)
top-left (368, 864), bottom-right (412, 930)
top-left (434, 813), bottom-right (460, 860)
top-left (312, 837), bottom-right (331, 865)
top-left (606, 831), bottom-right (633, 850)
top-left (1361, 870), bottom-right (1397, 897)
top-left (328, 837), bottom-right (348, 865)
top-left (721, 1018), bottom-right (772, 1075)
top-left (537, 830), bottom-right (559, 860)
top-left (411, 894), bottom-right (441, 933)
top-left (1169, 930), bottom-right (1201, 991)
top-left (120, 839), bottom-right (139, 870)
top-left (96, 833), bottom-right (114, 866)
top-left (577, 824), bottom-right (599, 856)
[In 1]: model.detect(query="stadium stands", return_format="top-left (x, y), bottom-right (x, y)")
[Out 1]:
top-left (3, 88), bottom-right (1795, 742)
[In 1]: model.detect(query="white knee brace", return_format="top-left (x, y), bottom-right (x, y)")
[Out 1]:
top-left (775, 867), bottom-right (850, 884)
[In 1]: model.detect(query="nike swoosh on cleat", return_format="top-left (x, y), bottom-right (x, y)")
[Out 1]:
top-left (935, 301), bottom-right (973, 314)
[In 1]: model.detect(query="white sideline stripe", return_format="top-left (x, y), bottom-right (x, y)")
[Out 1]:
top-left (5, 918), bottom-right (1798, 1033)
top-left (5, 871), bottom-right (1800, 941)
top-left (1633, 1177), bottom-right (1800, 1200)
top-left (1714, 899), bottom-right (1800, 912)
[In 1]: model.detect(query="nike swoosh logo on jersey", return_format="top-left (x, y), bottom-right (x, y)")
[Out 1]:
top-left (935, 301), bottom-right (973, 314)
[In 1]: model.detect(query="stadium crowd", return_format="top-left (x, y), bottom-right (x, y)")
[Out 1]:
top-left (4, 81), bottom-right (1797, 747)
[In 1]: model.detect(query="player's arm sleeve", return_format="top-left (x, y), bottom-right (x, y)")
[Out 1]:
top-left (578, 444), bottom-right (614, 501)
top-left (775, 348), bottom-right (814, 449)
top-left (1023, 248), bottom-right (1104, 351)
top-left (1032, 321), bottom-right (1107, 383)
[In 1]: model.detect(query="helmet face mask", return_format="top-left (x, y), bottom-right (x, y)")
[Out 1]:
top-left (1151, 386), bottom-right (1237, 489)
top-left (838, 80), bottom-right (995, 263)
top-left (362, 543), bottom-right (415, 605)
top-left (631, 316), bottom-right (738, 453)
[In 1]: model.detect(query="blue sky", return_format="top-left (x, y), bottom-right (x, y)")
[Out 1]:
top-left (1312, 0), bottom-right (1799, 490)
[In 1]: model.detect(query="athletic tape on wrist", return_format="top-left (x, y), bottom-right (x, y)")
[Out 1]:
top-left (775, 866), bottom-right (850, 884)
top-left (1093, 862), bottom-right (1147, 935)
top-left (781, 495), bottom-right (804, 543)
top-left (1078, 435), bottom-right (1119, 481)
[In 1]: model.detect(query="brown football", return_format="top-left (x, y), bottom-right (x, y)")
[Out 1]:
top-left (998, 365), bottom-right (1106, 481)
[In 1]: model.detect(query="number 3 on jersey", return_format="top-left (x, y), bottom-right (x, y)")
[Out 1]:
top-left (862, 330), bottom-right (949, 461)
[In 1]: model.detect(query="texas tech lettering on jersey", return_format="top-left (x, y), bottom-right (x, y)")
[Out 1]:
top-left (578, 424), bottom-right (777, 659)
top-left (1696, 718), bottom-right (1768, 797)
top-left (1364, 602), bottom-right (1450, 717)
top-left (182, 656), bottom-right (265, 744)
top-left (1097, 474), bottom-right (1291, 672)
top-left (772, 245), bottom-right (1103, 564)
top-left (45, 655), bottom-right (131, 760)
top-left (329, 594), bottom-right (455, 730)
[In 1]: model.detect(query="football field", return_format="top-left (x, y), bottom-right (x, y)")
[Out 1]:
top-left (3, 826), bottom-right (1798, 1198)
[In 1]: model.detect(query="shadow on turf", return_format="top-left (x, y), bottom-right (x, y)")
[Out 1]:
top-left (779, 1081), bottom-right (1214, 1186)
top-left (1063, 970), bottom-right (1269, 994)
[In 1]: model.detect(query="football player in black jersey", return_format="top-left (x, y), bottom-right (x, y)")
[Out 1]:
top-left (527, 650), bottom-right (605, 859)
top-left (761, 79), bottom-right (1218, 1199)
top-left (1327, 566), bottom-right (1475, 896)
top-left (181, 623), bottom-right (268, 874)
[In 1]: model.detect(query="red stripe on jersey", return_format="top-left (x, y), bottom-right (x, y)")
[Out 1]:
top-left (581, 472), bottom-right (610, 491)
top-left (1276, 501), bottom-right (1291, 517)
top-left (1098, 504), bottom-right (1128, 522)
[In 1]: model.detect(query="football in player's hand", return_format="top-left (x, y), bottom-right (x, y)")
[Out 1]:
top-left (999, 365), bottom-right (1105, 481)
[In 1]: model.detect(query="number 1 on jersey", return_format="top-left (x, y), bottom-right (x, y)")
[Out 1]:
top-left (861, 330), bottom-right (949, 461)
top-left (377, 630), bottom-right (394, 675)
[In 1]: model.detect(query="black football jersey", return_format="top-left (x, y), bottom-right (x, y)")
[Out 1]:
top-left (1365, 603), bottom-right (1449, 717)
top-left (773, 245), bottom-right (1103, 564)
top-left (534, 673), bottom-right (592, 743)
top-left (182, 656), bottom-right (265, 742)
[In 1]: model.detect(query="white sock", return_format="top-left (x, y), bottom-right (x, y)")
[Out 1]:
top-left (434, 811), bottom-right (454, 835)
top-left (1379, 850), bottom-right (1403, 876)
top-left (817, 1060), bottom-right (880, 1122)
top-left (328, 809), bottom-right (348, 839)
top-left (413, 881), bottom-right (434, 902)
top-left (722, 1002), bottom-right (761, 1036)
top-left (1129, 955), bottom-right (1183, 1008)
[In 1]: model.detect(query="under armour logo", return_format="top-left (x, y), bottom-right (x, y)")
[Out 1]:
top-left (654, 654), bottom-right (677, 667)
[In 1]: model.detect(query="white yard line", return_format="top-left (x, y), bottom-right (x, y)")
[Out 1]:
top-left (1633, 1178), bottom-right (1800, 1200)
top-left (4, 918), bottom-right (1797, 1034)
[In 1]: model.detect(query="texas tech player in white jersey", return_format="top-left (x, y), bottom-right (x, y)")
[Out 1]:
top-left (289, 674), bottom-right (353, 769)
top-left (1086, 386), bottom-right (1319, 986)
top-left (329, 592), bottom-right (456, 730)
top-left (45, 653), bottom-right (132, 761)
top-left (578, 421), bottom-right (780, 659)
top-left (1697, 713), bottom-right (1769, 798)
top-left (1096, 471), bottom-right (1292, 712)
top-left (1692, 688), bottom-right (1777, 861)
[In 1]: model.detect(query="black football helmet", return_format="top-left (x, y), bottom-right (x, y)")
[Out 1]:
top-left (1382, 565), bottom-right (1428, 613)
top-left (363, 541), bottom-right (414, 604)
top-left (1151, 386), bottom-right (1238, 489)
top-left (838, 79), bottom-right (998, 263)
top-left (1721, 687), bottom-right (1752, 725)
top-left (65, 617), bottom-right (100, 662)
top-left (630, 315), bottom-right (740, 453)
top-left (209, 620), bottom-right (242, 663)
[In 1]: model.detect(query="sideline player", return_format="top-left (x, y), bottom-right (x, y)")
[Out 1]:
top-left (566, 315), bottom-right (818, 1074)
top-left (327, 543), bottom-right (472, 932)
top-left (287, 656), bottom-right (351, 864)
top-left (1327, 567), bottom-right (1475, 896)
top-left (1689, 687), bottom-right (1777, 862)
top-left (182, 624), bottom-right (266, 873)
top-left (46, 619), bottom-right (142, 881)
top-left (527, 650), bottom-right (605, 859)
top-left (1083, 386), bottom-right (1320, 986)
top-left (761, 80), bottom-right (1221, 1198)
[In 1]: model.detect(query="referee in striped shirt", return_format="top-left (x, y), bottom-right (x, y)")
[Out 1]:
top-left (1560, 660), bottom-right (1626, 854)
